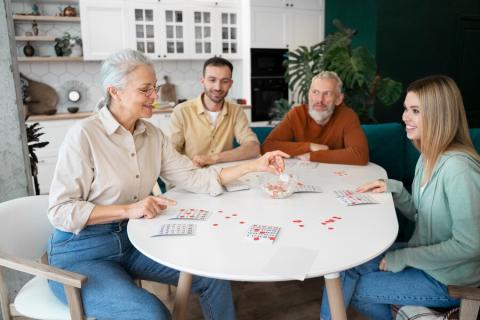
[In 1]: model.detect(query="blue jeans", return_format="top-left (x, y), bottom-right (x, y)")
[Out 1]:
top-left (320, 243), bottom-right (459, 320)
top-left (48, 221), bottom-right (235, 320)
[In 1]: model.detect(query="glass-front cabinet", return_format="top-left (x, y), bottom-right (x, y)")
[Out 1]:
top-left (220, 11), bottom-right (239, 56)
top-left (193, 10), bottom-right (213, 57)
top-left (127, 4), bottom-right (188, 59)
top-left (162, 8), bottom-right (186, 57)
top-left (82, 0), bottom-right (241, 60)
top-left (133, 8), bottom-right (157, 55)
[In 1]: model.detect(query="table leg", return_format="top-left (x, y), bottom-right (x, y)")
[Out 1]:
top-left (324, 273), bottom-right (347, 320)
top-left (173, 271), bottom-right (192, 320)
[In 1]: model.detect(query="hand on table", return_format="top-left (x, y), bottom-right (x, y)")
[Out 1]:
top-left (295, 153), bottom-right (310, 161)
top-left (310, 143), bottom-right (329, 152)
top-left (253, 150), bottom-right (290, 175)
top-left (126, 195), bottom-right (177, 219)
top-left (192, 154), bottom-right (219, 167)
top-left (356, 179), bottom-right (387, 193)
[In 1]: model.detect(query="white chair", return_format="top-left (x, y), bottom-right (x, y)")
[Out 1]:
top-left (0, 195), bottom-right (88, 320)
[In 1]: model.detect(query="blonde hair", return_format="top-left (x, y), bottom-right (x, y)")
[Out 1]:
top-left (407, 75), bottom-right (479, 181)
top-left (311, 71), bottom-right (343, 93)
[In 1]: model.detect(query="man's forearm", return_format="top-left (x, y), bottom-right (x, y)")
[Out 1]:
top-left (216, 141), bottom-right (260, 163)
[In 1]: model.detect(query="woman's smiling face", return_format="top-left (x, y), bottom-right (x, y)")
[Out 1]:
top-left (402, 91), bottom-right (422, 140)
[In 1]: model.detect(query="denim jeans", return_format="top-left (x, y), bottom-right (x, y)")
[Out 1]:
top-left (320, 243), bottom-right (459, 320)
top-left (48, 221), bottom-right (235, 320)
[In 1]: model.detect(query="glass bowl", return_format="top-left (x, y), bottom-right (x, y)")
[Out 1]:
top-left (260, 173), bottom-right (296, 199)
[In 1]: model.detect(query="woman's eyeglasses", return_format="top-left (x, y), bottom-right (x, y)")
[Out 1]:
top-left (138, 85), bottom-right (160, 97)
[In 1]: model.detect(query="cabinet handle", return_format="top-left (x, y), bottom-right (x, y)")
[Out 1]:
top-left (291, 3), bottom-right (294, 7)
top-left (285, 3), bottom-right (289, 6)
top-left (163, 54), bottom-right (167, 58)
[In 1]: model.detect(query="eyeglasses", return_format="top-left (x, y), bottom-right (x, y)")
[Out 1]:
top-left (137, 85), bottom-right (160, 97)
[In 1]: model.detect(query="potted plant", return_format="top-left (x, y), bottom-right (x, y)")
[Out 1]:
top-left (268, 98), bottom-right (293, 123)
top-left (284, 19), bottom-right (403, 123)
top-left (54, 32), bottom-right (82, 57)
top-left (25, 117), bottom-right (49, 195)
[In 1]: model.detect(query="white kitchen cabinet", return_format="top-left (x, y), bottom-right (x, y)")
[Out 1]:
top-left (186, 6), bottom-right (241, 59)
top-left (80, 0), bottom-right (129, 60)
top-left (27, 119), bottom-right (77, 194)
top-left (251, 0), bottom-right (324, 50)
top-left (125, 3), bottom-right (189, 60)
top-left (216, 8), bottom-right (240, 59)
top-left (81, 0), bottom-right (241, 60)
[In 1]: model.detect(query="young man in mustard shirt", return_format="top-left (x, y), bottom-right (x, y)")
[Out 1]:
top-left (169, 57), bottom-right (260, 167)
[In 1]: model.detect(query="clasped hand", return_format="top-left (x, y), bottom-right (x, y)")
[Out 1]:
top-left (252, 150), bottom-right (289, 175)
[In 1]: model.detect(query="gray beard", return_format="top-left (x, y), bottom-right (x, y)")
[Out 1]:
top-left (308, 105), bottom-right (335, 125)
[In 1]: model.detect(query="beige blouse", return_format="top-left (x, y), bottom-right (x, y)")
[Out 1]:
top-left (48, 106), bottom-right (223, 234)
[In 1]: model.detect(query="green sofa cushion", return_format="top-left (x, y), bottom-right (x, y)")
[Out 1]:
top-left (471, 128), bottom-right (480, 153)
top-left (361, 123), bottom-right (406, 181)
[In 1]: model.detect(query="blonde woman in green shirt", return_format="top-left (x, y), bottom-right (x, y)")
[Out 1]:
top-left (320, 75), bottom-right (480, 320)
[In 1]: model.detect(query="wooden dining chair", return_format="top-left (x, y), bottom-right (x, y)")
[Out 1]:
top-left (394, 285), bottom-right (480, 320)
top-left (448, 285), bottom-right (480, 320)
top-left (0, 195), bottom-right (88, 320)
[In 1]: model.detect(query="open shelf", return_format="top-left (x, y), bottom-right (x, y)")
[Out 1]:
top-left (11, 0), bottom-right (78, 3)
top-left (17, 56), bottom-right (83, 62)
top-left (13, 15), bottom-right (80, 22)
top-left (15, 36), bottom-right (56, 41)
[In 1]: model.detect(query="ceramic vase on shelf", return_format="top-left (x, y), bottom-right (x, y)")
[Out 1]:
top-left (63, 5), bottom-right (77, 17)
top-left (23, 42), bottom-right (34, 57)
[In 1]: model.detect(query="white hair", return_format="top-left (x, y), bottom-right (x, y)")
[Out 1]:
top-left (99, 49), bottom-right (153, 107)
top-left (311, 71), bottom-right (343, 93)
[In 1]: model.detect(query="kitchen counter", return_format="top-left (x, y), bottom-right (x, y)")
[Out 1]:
top-left (27, 105), bottom-right (252, 122)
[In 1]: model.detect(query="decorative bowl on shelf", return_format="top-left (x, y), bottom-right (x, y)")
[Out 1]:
top-left (67, 106), bottom-right (79, 114)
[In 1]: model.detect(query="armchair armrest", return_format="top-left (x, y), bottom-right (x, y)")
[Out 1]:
top-left (448, 285), bottom-right (480, 301)
top-left (0, 252), bottom-right (86, 288)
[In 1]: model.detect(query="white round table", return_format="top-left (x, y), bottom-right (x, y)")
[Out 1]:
top-left (128, 160), bottom-right (398, 320)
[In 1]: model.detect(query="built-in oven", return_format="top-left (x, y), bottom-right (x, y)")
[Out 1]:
top-left (251, 77), bottom-right (288, 121)
top-left (251, 48), bottom-right (288, 121)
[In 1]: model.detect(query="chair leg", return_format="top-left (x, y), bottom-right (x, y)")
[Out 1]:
top-left (459, 299), bottom-right (480, 320)
top-left (64, 285), bottom-right (85, 320)
top-left (0, 267), bottom-right (12, 320)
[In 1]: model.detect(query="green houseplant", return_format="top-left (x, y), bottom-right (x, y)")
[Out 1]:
top-left (54, 32), bottom-right (82, 56)
top-left (25, 117), bottom-right (49, 195)
top-left (283, 19), bottom-right (403, 123)
top-left (268, 98), bottom-right (293, 122)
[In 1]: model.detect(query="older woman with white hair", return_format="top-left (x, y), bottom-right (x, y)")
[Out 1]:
top-left (47, 49), bottom-right (287, 320)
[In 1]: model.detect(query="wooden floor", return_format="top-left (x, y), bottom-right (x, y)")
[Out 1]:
top-left (143, 278), bottom-right (368, 320)
top-left (16, 279), bottom-right (366, 319)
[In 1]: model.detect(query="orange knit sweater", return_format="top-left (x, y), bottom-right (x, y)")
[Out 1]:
top-left (262, 104), bottom-right (369, 165)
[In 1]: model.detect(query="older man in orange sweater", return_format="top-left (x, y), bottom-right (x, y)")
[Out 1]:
top-left (262, 71), bottom-right (369, 165)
